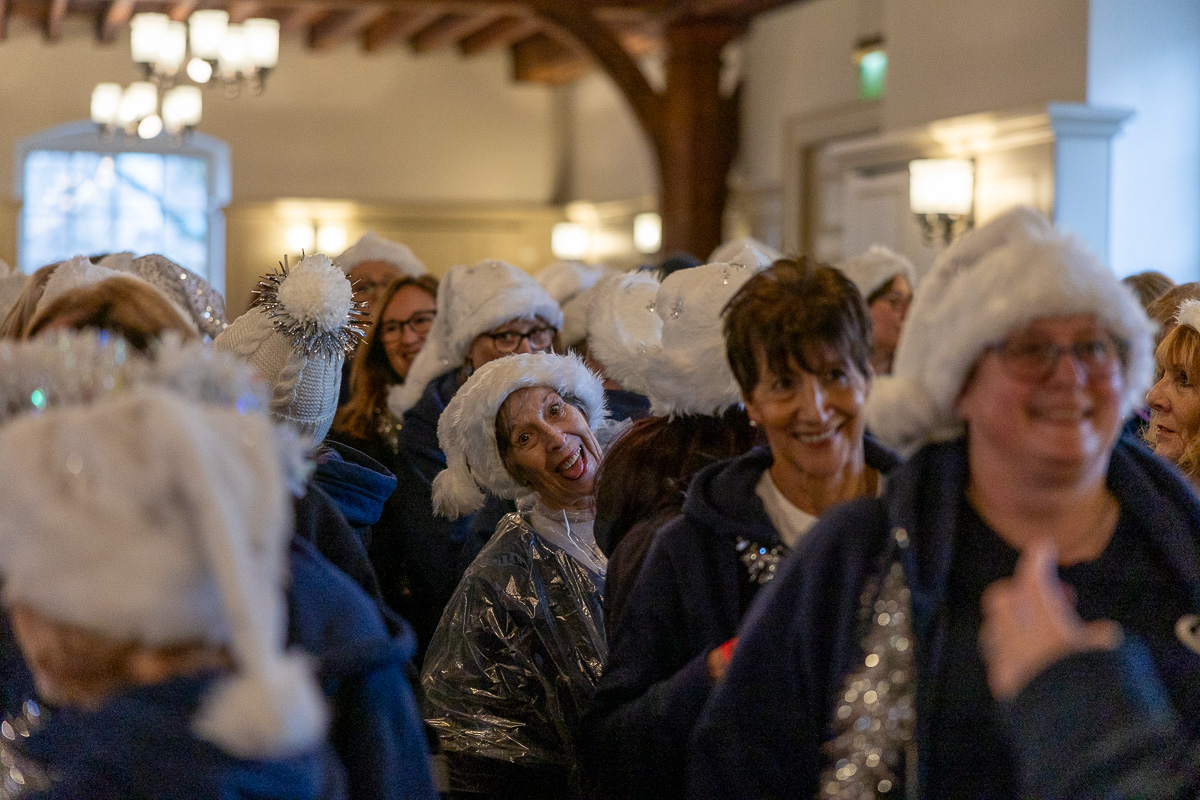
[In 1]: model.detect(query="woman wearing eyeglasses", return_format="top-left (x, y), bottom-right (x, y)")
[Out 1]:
top-left (373, 260), bottom-right (564, 662)
top-left (838, 245), bottom-right (917, 375)
top-left (689, 208), bottom-right (1200, 799)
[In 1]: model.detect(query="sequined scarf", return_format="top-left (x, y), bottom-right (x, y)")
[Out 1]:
top-left (0, 700), bottom-right (50, 799)
top-left (820, 527), bottom-right (917, 800)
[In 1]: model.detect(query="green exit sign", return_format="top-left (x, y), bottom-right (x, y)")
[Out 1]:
top-left (858, 49), bottom-right (887, 100)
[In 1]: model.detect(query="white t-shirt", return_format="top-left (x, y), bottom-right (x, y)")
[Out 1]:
top-left (754, 469), bottom-right (818, 550)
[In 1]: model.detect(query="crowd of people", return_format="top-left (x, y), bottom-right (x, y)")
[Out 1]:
top-left (0, 205), bottom-right (1198, 799)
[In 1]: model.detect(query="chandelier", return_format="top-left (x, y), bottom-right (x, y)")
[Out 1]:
top-left (90, 81), bottom-right (202, 139)
top-left (130, 10), bottom-right (280, 96)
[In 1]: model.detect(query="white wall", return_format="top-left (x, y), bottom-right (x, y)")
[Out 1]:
top-left (564, 72), bottom-right (658, 203)
top-left (0, 16), bottom-right (560, 204)
top-left (1088, 0), bottom-right (1200, 282)
top-left (740, 0), bottom-right (1090, 193)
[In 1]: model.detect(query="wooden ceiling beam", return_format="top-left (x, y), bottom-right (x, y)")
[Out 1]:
top-left (511, 31), bottom-right (590, 85)
top-left (44, 0), bottom-right (68, 41)
top-left (457, 13), bottom-right (538, 56)
top-left (408, 10), bottom-right (498, 53)
top-left (279, 1), bottom-right (324, 34)
top-left (0, 0), bottom-right (11, 40)
top-left (166, 0), bottom-right (196, 22)
top-left (674, 0), bottom-right (798, 17)
top-left (228, 0), bottom-right (263, 22)
top-left (97, 0), bottom-right (134, 43)
top-left (361, 7), bottom-right (438, 51)
top-left (309, 5), bottom-right (386, 49)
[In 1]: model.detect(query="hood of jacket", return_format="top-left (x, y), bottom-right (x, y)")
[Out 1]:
top-left (313, 442), bottom-right (397, 529)
top-left (397, 366), bottom-right (462, 467)
top-left (681, 436), bottom-right (901, 548)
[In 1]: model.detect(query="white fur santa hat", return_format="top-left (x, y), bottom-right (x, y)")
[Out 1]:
top-left (389, 259), bottom-right (564, 417)
top-left (214, 254), bottom-right (366, 443)
top-left (1173, 300), bottom-right (1200, 333)
top-left (432, 352), bottom-right (608, 519)
top-left (35, 255), bottom-right (154, 318)
top-left (536, 261), bottom-right (612, 349)
top-left (708, 236), bottom-right (782, 268)
top-left (639, 246), bottom-right (770, 417)
top-left (0, 333), bottom-right (325, 759)
top-left (334, 231), bottom-right (426, 277)
top-left (838, 245), bottom-right (917, 299)
top-left (585, 269), bottom-right (662, 395)
top-left (865, 206), bottom-right (1154, 456)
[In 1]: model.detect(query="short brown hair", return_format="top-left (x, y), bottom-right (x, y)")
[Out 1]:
top-left (1147, 282), bottom-right (1200, 329)
top-left (1123, 271), bottom-right (1176, 312)
top-left (26, 275), bottom-right (198, 351)
top-left (723, 257), bottom-right (872, 397)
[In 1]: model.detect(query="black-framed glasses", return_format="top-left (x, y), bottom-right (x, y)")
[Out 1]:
top-left (380, 311), bottom-right (436, 340)
top-left (990, 336), bottom-right (1126, 383)
top-left (483, 326), bottom-right (555, 353)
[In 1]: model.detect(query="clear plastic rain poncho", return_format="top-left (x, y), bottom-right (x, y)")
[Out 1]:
top-left (421, 496), bottom-right (607, 797)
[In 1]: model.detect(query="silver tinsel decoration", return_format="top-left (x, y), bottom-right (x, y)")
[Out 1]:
top-left (0, 700), bottom-right (50, 799)
top-left (821, 529), bottom-right (916, 800)
top-left (254, 255), bottom-right (369, 359)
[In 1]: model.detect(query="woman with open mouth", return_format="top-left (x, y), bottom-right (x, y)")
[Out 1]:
top-left (584, 256), bottom-right (898, 800)
top-left (419, 352), bottom-right (616, 799)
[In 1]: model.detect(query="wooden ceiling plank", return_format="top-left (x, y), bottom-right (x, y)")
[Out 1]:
top-left (279, 1), bottom-right (324, 34)
top-left (0, 0), bottom-right (10, 41)
top-left (409, 10), bottom-right (499, 53)
top-left (45, 0), bottom-right (69, 42)
top-left (228, 0), bottom-right (264, 22)
top-left (678, 0), bottom-right (796, 18)
top-left (309, 5), bottom-right (386, 50)
top-left (98, 0), bottom-right (135, 43)
top-left (457, 14), bottom-right (538, 56)
top-left (511, 31), bottom-right (591, 85)
top-left (167, 0), bottom-right (196, 22)
top-left (361, 7), bottom-right (438, 52)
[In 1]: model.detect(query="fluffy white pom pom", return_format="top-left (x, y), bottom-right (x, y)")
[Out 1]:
top-left (864, 375), bottom-right (946, 458)
top-left (277, 254), bottom-right (353, 333)
top-left (432, 466), bottom-right (486, 519)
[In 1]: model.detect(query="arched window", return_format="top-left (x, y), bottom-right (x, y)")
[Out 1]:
top-left (13, 121), bottom-right (231, 292)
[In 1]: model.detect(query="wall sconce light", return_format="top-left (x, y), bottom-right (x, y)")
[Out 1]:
top-left (552, 222), bottom-right (591, 260)
top-left (633, 212), bottom-right (662, 255)
top-left (285, 223), bottom-right (316, 254)
top-left (909, 158), bottom-right (975, 246)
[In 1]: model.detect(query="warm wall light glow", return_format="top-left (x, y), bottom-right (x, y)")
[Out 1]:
top-left (909, 159), bottom-right (975, 216)
top-left (633, 212), bottom-right (662, 254)
top-left (188, 9), bottom-right (229, 61)
top-left (552, 223), bottom-right (591, 260)
top-left (316, 223), bottom-right (347, 254)
top-left (286, 223), bottom-right (316, 253)
top-left (130, 12), bottom-right (168, 64)
top-left (91, 83), bottom-right (123, 126)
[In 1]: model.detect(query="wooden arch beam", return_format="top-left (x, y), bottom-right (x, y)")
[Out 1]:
top-left (98, 0), bottom-right (134, 44)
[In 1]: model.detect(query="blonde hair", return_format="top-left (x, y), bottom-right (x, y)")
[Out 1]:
top-left (1148, 322), bottom-right (1200, 483)
top-left (26, 276), bottom-right (198, 350)
top-left (0, 262), bottom-right (59, 340)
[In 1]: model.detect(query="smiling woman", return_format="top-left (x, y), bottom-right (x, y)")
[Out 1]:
top-left (420, 353), bottom-right (613, 799)
top-left (1146, 300), bottom-right (1200, 485)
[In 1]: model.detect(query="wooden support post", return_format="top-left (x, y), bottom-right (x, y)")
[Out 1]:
top-left (45, 0), bottom-right (69, 42)
top-left (659, 18), bottom-right (743, 258)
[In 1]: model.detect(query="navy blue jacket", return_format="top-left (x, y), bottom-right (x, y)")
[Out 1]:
top-left (604, 388), bottom-right (651, 423)
top-left (287, 535), bottom-right (438, 800)
top-left (25, 672), bottom-right (344, 800)
top-left (688, 438), bottom-right (1200, 799)
top-left (315, 441), bottom-right (397, 541)
top-left (371, 368), bottom-right (508, 660)
top-left (1003, 640), bottom-right (1195, 799)
top-left (584, 441), bottom-right (899, 799)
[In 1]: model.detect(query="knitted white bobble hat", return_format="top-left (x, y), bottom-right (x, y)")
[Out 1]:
top-left (639, 249), bottom-right (770, 417)
top-left (865, 206), bottom-right (1155, 457)
top-left (708, 237), bottom-right (782, 268)
top-left (390, 259), bottom-right (564, 417)
top-left (432, 352), bottom-right (608, 519)
top-left (585, 270), bottom-right (662, 395)
top-left (334, 231), bottom-right (426, 277)
top-left (536, 261), bottom-right (612, 349)
top-left (0, 388), bottom-right (326, 760)
top-left (213, 254), bottom-right (366, 443)
top-left (838, 245), bottom-right (918, 299)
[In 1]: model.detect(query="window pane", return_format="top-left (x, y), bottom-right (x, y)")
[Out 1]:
top-left (20, 149), bottom-right (209, 278)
